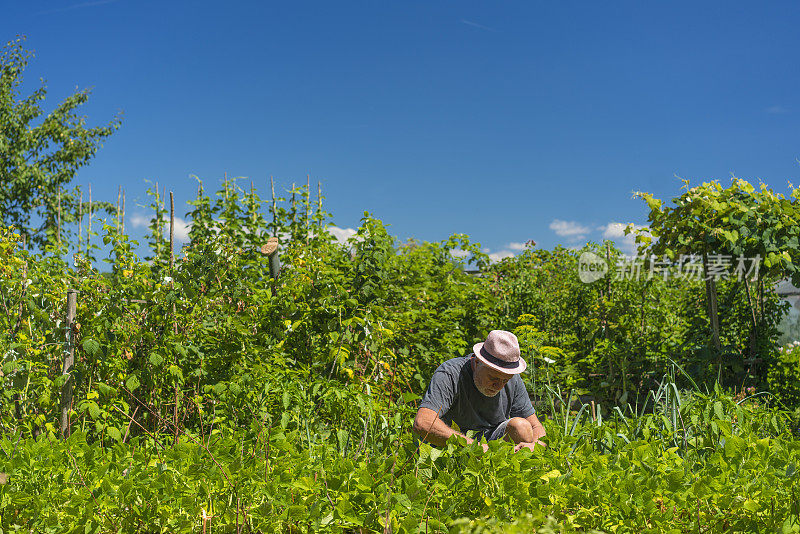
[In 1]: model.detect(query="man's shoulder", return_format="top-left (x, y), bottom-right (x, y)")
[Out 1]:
top-left (432, 355), bottom-right (471, 375)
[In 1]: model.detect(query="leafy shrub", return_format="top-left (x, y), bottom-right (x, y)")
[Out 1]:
top-left (767, 341), bottom-right (800, 407)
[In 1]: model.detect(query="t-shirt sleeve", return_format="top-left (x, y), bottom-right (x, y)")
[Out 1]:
top-left (418, 365), bottom-right (457, 417)
top-left (509, 376), bottom-right (535, 419)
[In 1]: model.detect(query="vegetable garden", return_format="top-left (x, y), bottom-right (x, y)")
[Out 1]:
top-left (2, 176), bottom-right (800, 533)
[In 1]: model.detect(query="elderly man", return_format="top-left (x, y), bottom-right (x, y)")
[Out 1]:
top-left (413, 330), bottom-right (546, 452)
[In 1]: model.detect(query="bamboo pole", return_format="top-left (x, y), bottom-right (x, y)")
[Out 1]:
top-left (60, 289), bottom-right (78, 438)
top-left (291, 182), bottom-right (296, 227)
top-left (169, 190), bottom-right (180, 444)
top-left (87, 184), bottom-right (92, 256)
top-left (121, 189), bottom-right (126, 235)
top-left (78, 189), bottom-right (83, 254)
top-left (169, 192), bottom-right (175, 270)
top-left (270, 176), bottom-right (277, 237)
top-left (251, 180), bottom-right (256, 225)
top-left (317, 181), bottom-right (322, 228)
top-left (306, 174), bottom-right (311, 243)
top-left (154, 182), bottom-right (161, 257)
top-left (117, 185), bottom-right (121, 230)
top-left (57, 188), bottom-right (62, 245)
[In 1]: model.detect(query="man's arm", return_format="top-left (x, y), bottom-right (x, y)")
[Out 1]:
top-left (513, 413), bottom-right (547, 452)
top-left (413, 407), bottom-right (488, 451)
top-left (527, 413), bottom-right (546, 442)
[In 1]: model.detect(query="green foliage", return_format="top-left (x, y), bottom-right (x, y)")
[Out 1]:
top-left (0, 36), bottom-right (121, 249)
top-left (2, 388), bottom-right (798, 532)
top-left (633, 178), bottom-right (800, 281)
top-left (767, 341), bottom-right (800, 407)
top-left (630, 177), bottom-right (799, 379)
top-left (2, 176), bottom-right (800, 531)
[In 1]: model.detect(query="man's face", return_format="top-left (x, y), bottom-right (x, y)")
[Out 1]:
top-left (472, 358), bottom-right (513, 397)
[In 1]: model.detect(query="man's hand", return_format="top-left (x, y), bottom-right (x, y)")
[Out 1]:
top-left (464, 437), bottom-right (490, 453)
top-left (513, 440), bottom-right (546, 453)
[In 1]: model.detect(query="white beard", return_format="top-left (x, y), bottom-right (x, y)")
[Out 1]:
top-left (476, 384), bottom-right (501, 397)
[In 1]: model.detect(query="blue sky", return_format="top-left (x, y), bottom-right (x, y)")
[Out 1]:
top-left (5, 1), bottom-right (800, 260)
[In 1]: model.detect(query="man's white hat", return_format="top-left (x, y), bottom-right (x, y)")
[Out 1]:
top-left (473, 330), bottom-right (527, 375)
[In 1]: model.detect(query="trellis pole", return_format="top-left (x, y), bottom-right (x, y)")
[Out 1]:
top-left (60, 290), bottom-right (78, 438)
top-left (121, 189), bottom-right (126, 235)
top-left (87, 184), bottom-right (92, 257)
top-left (78, 189), bottom-right (83, 253)
top-left (170, 191), bottom-right (180, 444)
top-left (270, 176), bottom-right (277, 237)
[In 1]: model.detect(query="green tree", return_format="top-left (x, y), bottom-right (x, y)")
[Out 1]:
top-left (0, 36), bottom-right (121, 248)
top-left (631, 178), bottom-right (800, 363)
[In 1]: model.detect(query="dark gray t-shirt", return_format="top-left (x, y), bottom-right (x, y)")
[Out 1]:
top-left (419, 355), bottom-right (535, 436)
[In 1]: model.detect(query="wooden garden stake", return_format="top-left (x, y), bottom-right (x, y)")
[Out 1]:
top-left (169, 191), bottom-right (180, 444)
top-left (169, 191), bottom-right (175, 269)
top-left (87, 184), bottom-right (92, 256)
top-left (251, 180), bottom-right (256, 225)
top-left (117, 185), bottom-right (121, 229)
top-left (317, 180), bottom-right (322, 227)
top-left (78, 189), bottom-right (83, 253)
top-left (60, 289), bottom-right (78, 438)
top-left (154, 183), bottom-right (162, 257)
top-left (270, 175), bottom-right (277, 236)
top-left (306, 174), bottom-right (311, 243)
top-left (121, 189), bottom-right (126, 234)
top-left (56, 188), bottom-right (61, 244)
top-left (11, 262), bottom-right (28, 337)
top-left (291, 182), bottom-right (296, 226)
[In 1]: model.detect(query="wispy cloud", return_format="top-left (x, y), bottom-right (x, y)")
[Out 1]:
top-left (507, 242), bottom-right (528, 251)
top-left (39, 0), bottom-right (119, 15)
top-left (460, 18), bottom-right (497, 32)
top-left (766, 105), bottom-right (789, 115)
top-left (129, 213), bottom-right (150, 229)
top-left (549, 219), bottom-right (591, 241)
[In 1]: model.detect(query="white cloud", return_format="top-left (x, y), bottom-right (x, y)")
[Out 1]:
top-left (449, 249), bottom-right (470, 258)
top-left (507, 242), bottom-right (527, 251)
top-left (600, 222), bottom-right (630, 239)
top-left (129, 213), bottom-right (191, 242)
top-left (549, 219), bottom-right (591, 240)
top-left (327, 226), bottom-right (357, 244)
top-left (598, 222), bottom-right (649, 255)
top-left (173, 217), bottom-right (191, 242)
top-left (130, 213), bottom-right (150, 229)
top-left (488, 250), bottom-right (514, 263)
